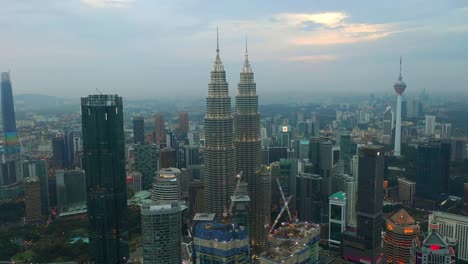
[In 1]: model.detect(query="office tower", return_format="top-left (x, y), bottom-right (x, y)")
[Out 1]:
top-left (36, 159), bottom-right (49, 215)
top-left (48, 174), bottom-right (58, 208)
top-left (319, 140), bottom-right (334, 222)
top-left (185, 145), bottom-right (200, 166)
top-left (410, 222), bottom-right (456, 264)
top-left (260, 222), bottom-right (321, 264)
top-left (270, 159), bottom-right (297, 214)
top-left (189, 180), bottom-right (204, 220)
top-left (193, 222), bottom-right (249, 264)
top-left (52, 135), bottom-right (66, 169)
top-left (340, 133), bottom-right (352, 174)
top-left (250, 166), bottom-right (271, 254)
top-left (126, 171), bottom-right (142, 196)
top-left (465, 183), bottom-right (468, 214)
top-left (415, 140), bottom-right (450, 208)
top-left (203, 31), bottom-right (236, 217)
top-left (382, 106), bottom-right (393, 145)
top-left (151, 167), bottom-right (180, 201)
top-left (296, 173), bottom-right (322, 223)
top-left (81, 94), bottom-right (129, 263)
top-left (398, 178), bottom-right (416, 207)
top-left (342, 145), bottom-right (384, 264)
top-left (383, 209), bottom-right (419, 263)
top-left (142, 201), bottom-right (182, 264)
top-left (24, 176), bottom-right (42, 223)
top-left (56, 169), bottom-right (86, 214)
top-left (0, 74), bottom-right (21, 185)
top-left (429, 211), bottom-right (468, 262)
top-left (332, 173), bottom-right (357, 228)
top-left (159, 147), bottom-right (177, 169)
top-left (393, 57), bottom-right (406, 157)
top-left (134, 143), bottom-right (157, 190)
top-left (442, 123), bottom-right (453, 140)
top-left (1, 72), bottom-right (18, 147)
top-left (298, 140), bottom-right (310, 160)
top-left (268, 147), bottom-right (288, 163)
top-left (425, 115), bottom-right (436, 136)
top-left (306, 119), bottom-right (320, 138)
top-left (234, 40), bottom-right (268, 255)
top-left (63, 130), bottom-right (77, 169)
top-left (154, 113), bottom-right (166, 145)
top-left (279, 125), bottom-right (291, 148)
top-left (329, 191), bottom-right (346, 247)
top-left (132, 116), bottom-right (145, 144)
top-left (179, 112), bottom-right (189, 134)
top-left (451, 137), bottom-right (467, 161)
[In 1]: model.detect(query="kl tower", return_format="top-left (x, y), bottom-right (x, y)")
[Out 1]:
top-left (393, 57), bottom-right (406, 157)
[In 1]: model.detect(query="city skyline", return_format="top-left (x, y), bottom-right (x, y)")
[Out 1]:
top-left (0, 1), bottom-right (467, 99)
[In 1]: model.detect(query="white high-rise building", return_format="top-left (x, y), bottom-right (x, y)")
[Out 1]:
top-left (425, 115), bottom-right (436, 136)
top-left (429, 211), bottom-right (468, 262)
top-left (393, 57), bottom-right (407, 157)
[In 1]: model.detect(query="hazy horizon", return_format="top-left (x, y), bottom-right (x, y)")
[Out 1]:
top-left (1, 1), bottom-right (467, 100)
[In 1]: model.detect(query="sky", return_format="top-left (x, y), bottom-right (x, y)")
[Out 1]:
top-left (1, 0), bottom-right (467, 100)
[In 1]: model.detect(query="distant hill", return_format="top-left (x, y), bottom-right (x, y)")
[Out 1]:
top-left (14, 93), bottom-right (79, 112)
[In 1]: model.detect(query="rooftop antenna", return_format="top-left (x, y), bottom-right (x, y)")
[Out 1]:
top-left (399, 56), bottom-right (403, 81)
top-left (216, 27), bottom-right (220, 55)
top-left (96, 88), bottom-right (103, 95)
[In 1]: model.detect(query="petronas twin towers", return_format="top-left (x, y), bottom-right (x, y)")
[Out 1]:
top-left (204, 31), bottom-right (269, 254)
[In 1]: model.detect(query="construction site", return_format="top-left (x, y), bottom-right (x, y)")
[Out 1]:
top-left (259, 222), bottom-right (321, 264)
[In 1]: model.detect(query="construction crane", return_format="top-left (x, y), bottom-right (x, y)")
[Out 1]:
top-left (223, 171), bottom-right (243, 223)
top-left (270, 195), bottom-right (293, 233)
top-left (275, 177), bottom-right (292, 221)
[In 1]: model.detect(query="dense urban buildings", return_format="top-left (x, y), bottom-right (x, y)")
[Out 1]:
top-left (141, 201), bottom-right (182, 264)
top-left (393, 57), bottom-right (406, 157)
top-left (234, 41), bottom-right (269, 255)
top-left (383, 209), bottom-right (420, 263)
top-left (203, 33), bottom-right (236, 217)
top-left (342, 145), bottom-right (384, 264)
top-left (81, 94), bottom-right (129, 263)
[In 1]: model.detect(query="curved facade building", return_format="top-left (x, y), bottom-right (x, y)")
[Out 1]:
top-left (204, 31), bottom-right (236, 217)
top-left (151, 167), bottom-right (180, 201)
top-left (383, 209), bottom-right (420, 263)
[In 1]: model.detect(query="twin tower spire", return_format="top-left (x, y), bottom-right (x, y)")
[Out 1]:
top-left (213, 28), bottom-right (252, 73)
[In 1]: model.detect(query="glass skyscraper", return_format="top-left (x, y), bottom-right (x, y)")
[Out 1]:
top-left (81, 94), bottom-right (129, 263)
top-left (1, 72), bottom-right (21, 185)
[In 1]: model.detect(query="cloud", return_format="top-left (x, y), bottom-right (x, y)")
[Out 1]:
top-left (81, 0), bottom-right (135, 8)
top-left (285, 55), bottom-right (337, 62)
top-left (276, 12), bottom-right (348, 29)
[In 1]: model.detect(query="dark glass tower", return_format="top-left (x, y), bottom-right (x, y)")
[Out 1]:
top-left (1, 72), bottom-right (21, 185)
top-left (234, 42), bottom-right (270, 255)
top-left (342, 145), bottom-right (384, 263)
top-left (81, 94), bottom-right (129, 263)
top-left (204, 31), bottom-right (236, 217)
top-left (133, 116), bottom-right (145, 144)
top-left (416, 140), bottom-right (450, 203)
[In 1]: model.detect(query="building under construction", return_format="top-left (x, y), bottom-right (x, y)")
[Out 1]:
top-left (259, 222), bottom-right (321, 264)
top-left (192, 222), bottom-right (249, 263)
